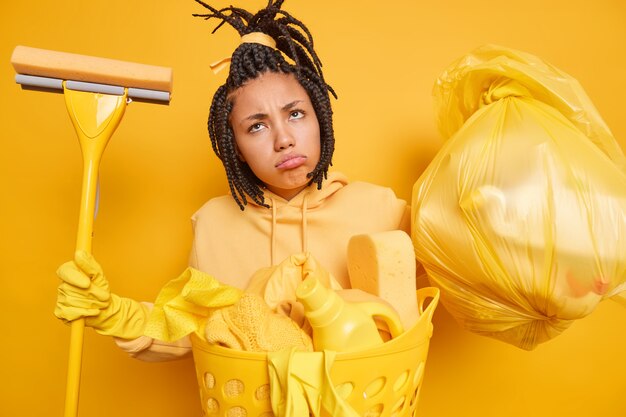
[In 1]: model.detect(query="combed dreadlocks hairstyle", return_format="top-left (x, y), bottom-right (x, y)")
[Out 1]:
top-left (193, 0), bottom-right (337, 210)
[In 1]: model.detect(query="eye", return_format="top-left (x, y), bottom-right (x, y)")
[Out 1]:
top-left (289, 110), bottom-right (304, 120)
top-left (248, 122), bottom-right (265, 133)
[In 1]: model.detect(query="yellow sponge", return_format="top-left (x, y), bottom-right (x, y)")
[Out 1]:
top-left (347, 231), bottom-right (419, 329)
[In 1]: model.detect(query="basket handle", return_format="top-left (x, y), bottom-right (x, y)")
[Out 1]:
top-left (417, 287), bottom-right (440, 323)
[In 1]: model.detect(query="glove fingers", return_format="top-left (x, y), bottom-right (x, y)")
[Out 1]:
top-left (58, 282), bottom-right (110, 303)
top-left (56, 262), bottom-right (91, 289)
top-left (57, 290), bottom-right (109, 309)
top-left (90, 273), bottom-right (110, 291)
top-left (74, 251), bottom-right (104, 278)
top-left (54, 304), bottom-right (100, 322)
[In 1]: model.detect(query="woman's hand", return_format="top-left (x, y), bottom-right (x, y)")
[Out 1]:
top-left (55, 251), bottom-right (111, 322)
top-left (54, 251), bottom-right (148, 340)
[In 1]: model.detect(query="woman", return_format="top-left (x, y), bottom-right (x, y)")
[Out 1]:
top-left (55, 0), bottom-right (409, 360)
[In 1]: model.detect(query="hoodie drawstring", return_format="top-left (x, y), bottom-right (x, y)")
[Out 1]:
top-left (271, 197), bottom-right (277, 266)
top-left (268, 193), bottom-right (310, 266)
top-left (302, 194), bottom-right (308, 253)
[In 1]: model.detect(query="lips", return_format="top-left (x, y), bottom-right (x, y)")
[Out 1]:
top-left (275, 153), bottom-right (307, 169)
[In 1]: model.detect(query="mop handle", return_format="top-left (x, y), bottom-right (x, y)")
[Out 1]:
top-left (63, 86), bottom-right (128, 417)
top-left (10, 45), bottom-right (171, 417)
top-left (64, 151), bottom-right (97, 417)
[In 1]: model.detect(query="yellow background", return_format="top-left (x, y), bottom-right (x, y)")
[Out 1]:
top-left (1, 0), bottom-right (625, 416)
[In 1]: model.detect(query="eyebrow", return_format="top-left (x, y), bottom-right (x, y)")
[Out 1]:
top-left (282, 100), bottom-right (304, 111)
top-left (241, 100), bottom-right (305, 123)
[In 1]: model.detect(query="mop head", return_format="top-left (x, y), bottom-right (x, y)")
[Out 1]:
top-left (11, 45), bottom-right (173, 102)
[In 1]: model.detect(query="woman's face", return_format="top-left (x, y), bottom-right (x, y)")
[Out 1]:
top-left (228, 71), bottom-right (321, 201)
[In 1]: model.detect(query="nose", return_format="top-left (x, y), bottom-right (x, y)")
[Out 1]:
top-left (274, 122), bottom-right (295, 151)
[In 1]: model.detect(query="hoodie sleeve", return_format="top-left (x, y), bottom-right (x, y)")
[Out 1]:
top-left (374, 183), bottom-right (410, 234)
top-left (114, 334), bottom-right (192, 362)
top-left (113, 302), bottom-right (193, 361)
top-left (341, 180), bottom-right (411, 238)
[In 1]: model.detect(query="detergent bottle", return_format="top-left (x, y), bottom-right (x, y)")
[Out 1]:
top-left (296, 275), bottom-right (404, 352)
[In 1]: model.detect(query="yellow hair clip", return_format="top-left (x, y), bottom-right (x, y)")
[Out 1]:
top-left (209, 32), bottom-right (277, 74)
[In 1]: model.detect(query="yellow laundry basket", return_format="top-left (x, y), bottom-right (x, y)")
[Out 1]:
top-left (191, 287), bottom-right (439, 417)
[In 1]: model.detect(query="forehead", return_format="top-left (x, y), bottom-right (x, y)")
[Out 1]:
top-left (228, 71), bottom-right (310, 111)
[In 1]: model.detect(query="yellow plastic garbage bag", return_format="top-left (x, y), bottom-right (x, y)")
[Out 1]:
top-left (412, 45), bottom-right (626, 350)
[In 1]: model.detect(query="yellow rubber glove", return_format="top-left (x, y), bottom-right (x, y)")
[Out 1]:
top-left (55, 251), bottom-right (149, 339)
top-left (268, 348), bottom-right (359, 417)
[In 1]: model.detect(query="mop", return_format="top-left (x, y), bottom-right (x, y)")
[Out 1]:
top-left (11, 45), bottom-right (173, 417)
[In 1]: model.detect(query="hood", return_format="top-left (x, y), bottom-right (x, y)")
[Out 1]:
top-left (251, 171), bottom-right (348, 265)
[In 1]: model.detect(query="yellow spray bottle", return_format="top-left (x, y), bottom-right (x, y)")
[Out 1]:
top-left (296, 275), bottom-right (404, 352)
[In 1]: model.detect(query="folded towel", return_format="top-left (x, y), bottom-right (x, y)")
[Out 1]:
top-left (205, 293), bottom-right (313, 352)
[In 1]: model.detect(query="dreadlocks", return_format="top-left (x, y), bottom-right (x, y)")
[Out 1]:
top-left (193, 0), bottom-right (337, 210)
